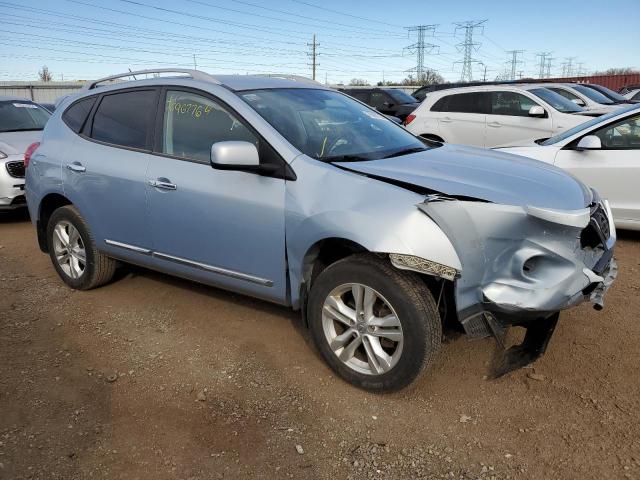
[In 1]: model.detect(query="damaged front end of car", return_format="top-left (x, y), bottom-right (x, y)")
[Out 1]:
top-left (416, 191), bottom-right (617, 377)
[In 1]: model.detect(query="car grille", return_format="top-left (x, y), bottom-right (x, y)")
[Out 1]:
top-left (581, 203), bottom-right (610, 249)
top-left (6, 161), bottom-right (25, 178)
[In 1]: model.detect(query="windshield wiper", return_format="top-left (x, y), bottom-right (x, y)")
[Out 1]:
top-left (382, 147), bottom-right (427, 158)
top-left (322, 154), bottom-right (371, 163)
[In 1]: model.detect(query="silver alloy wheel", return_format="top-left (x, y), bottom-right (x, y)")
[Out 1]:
top-left (52, 220), bottom-right (86, 279)
top-left (321, 283), bottom-right (403, 375)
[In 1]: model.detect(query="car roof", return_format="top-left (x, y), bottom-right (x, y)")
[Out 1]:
top-left (425, 84), bottom-right (546, 96)
top-left (0, 95), bottom-right (37, 102)
top-left (81, 69), bottom-right (328, 93)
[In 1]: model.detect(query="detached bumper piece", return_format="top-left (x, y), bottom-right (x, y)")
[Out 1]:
top-left (488, 313), bottom-right (559, 378)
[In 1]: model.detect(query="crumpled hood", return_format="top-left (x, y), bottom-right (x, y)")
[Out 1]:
top-left (335, 143), bottom-right (592, 210)
top-left (0, 130), bottom-right (42, 156)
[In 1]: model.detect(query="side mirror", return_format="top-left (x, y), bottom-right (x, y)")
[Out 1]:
top-left (575, 135), bottom-right (602, 151)
top-left (571, 98), bottom-right (586, 107)
top-left (528, 105), bottom-right (547, 118)
top-left (210, 141), bottom-right (259, 168)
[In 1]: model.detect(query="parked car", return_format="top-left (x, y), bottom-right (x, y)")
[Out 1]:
top-left (624, 89), bottom-right (640, 101)
top-left (0, 96), bottom-right (50, 211)
top-left (620, 84), bottom-right (640, 95)
top-left (581, 83), bottom-right (638, 105)
top-left (405, 84), bottom-right (597, 147)
top-left (339, 87), bottom-right (420, 122)
top-left (497, 104), bottom-right (640, 230)
top-left (26, 69), bottom-right (617, 391)
top-left (525, 83), bottom-right (618, 114)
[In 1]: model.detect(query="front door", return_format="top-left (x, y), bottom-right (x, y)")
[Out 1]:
top-left (485, 91), bottom-right (553, 147)
top-left (145, 88), bottom-right (288, 303)
top-left (555, 112), bottom-right (640, 224)
top-left (63, 88), bottom-right (158, 255)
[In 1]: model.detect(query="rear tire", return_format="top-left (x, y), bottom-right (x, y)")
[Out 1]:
top-left (308, 254), bottom-right (442, 392)
top-left (47, 205), bottom-right (116, 290)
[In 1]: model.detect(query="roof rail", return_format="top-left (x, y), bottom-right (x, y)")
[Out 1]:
top-left (82, 69), bottom-right (221, 90)
top-left (254, 73), bottom-right (324, 86)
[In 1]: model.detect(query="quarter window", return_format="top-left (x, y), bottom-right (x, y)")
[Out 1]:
top-left (490, 92), bottom-right (539, 117)
top-left (162, 90), bottom-right (258, 163)
top-left (370, 91), bottom-right (392, 109)
top-left (592, 113), bottom-right (640, 149)
top-left (91, 90), bottom-right (157, 150)
top-left (62, 96), bottom-right (96, 133)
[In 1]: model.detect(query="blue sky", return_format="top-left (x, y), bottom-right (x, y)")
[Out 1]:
top-left (1, 0), bottom-right (638, 84)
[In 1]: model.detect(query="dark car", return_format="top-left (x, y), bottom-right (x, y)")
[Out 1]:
top-left (580, 84), bottom-right (638, 104)
top-left (339, 88), bottom-right (420, 122)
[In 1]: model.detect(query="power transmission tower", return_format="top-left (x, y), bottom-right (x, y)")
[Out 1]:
top-left (506, 50), bottom-right (524, 80)
top-left (307, 34), bottom-right (319, 81)
top-left (577, 62), bottom-right (587, 76)
top-left (453, 20), bottom-right (487, 82)
top-left (536, 52), bottom-right (552, 79)
top-left (404, 25), bottom-right (438, 83)
top-left (545, 56), bottom-right (554, 78)
top-left (562, 57), bottom-right (576, 77)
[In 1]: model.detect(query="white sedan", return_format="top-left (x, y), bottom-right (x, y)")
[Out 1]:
top-left (498, 104), bottom-right (640, 230)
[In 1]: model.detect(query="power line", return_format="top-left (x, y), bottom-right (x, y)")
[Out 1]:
top-left (404, 25), bottom-right (438, 82)
top-left (290, 0), bottom-right (403, 28)
top-left (454, 19), bottom-right (487, 82)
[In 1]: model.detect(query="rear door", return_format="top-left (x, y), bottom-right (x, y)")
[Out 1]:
top-left (432, 92), bottom-right (488, 147)
top-left (554, 111), bottom-right (640, 224)
top-left (62, 88), bottom-right (158, 256)
top-left (485, 91), bottom-right (553, 147)
top-left (145, 88), bottom-right (288, 303)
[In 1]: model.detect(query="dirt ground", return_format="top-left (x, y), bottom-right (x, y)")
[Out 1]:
top-left (1, 209), bottom-right (639, 480)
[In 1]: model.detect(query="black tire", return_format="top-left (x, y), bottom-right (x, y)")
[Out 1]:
top-left (307, 254), bottom-right (442, 392)
top-left (46, 205), bottom-right (116, 290)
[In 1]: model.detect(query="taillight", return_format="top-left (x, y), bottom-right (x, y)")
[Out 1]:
top-left (404, 114), bottom-right (416, 126)
top-left (24, 142), bottom-right (40, 168)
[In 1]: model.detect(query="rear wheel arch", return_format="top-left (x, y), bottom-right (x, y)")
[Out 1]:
top-left (37, 193), bottom-right (72, 252)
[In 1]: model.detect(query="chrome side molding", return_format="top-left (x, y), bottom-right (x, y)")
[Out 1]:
top-left (105, 239), bottom-right (151, 254)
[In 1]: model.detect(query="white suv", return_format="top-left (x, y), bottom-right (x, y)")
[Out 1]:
top-left (405, 84), bottom-right (598, 148)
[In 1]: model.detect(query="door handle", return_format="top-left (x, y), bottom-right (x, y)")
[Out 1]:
top-left (148, 179), bottom-right (177, 190)
top-left (66, 162), bottom-right (86, 173)
top-left (440, 117), bottom-right (453, 123)
top-left (487, 122), bottom-right (502, 128)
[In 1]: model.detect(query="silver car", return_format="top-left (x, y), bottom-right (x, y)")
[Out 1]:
top-left (25, 69), bottom-right (617, 391)
top-left (0, 96), bottom-right (50, 210)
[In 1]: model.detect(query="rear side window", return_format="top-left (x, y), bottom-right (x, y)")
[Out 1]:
top-left (90, 90), bottom-right (157, 150)
top-left (431, 92), bottom-right (488, 113)
top-left (62, 97), bottom-right (96, 133)
top-left (349, 91), bottom-right (370, 102)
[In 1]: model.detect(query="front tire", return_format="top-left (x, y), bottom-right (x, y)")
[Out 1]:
top-left (47, 205), bottom-right (116, 290)
top-left (308, 254), bottom-right (442, 391)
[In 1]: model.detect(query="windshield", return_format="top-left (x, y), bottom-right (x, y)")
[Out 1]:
top-left (541, 104), bottom-right (640, 145)
top-left (240, 88), bottom-right (429, 161)
top-left (387, 89), bottom-right (417, 104)
top-left (589, 84), bottom-right (628, 102)
top-left (572, 85), bottom-right (614, 105)
top-left (529, 88), bottom-right (584, 113)
top-left (0, 100), bottom-right (50, 132)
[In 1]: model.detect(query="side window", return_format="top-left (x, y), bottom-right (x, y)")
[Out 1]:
top-left (433, 92), bottom-right (488, 114)
top-left (349, 91), bottom-right (370, 103)
top-left (431, 95), bottom-right (450, 112)
top-left (550, 88), bottom-right (580, 102)
top-left (592, 114), bottom-right (640, 149)
top-left (91, 90), bottom-right (157, 150)
top-left (632, 92), bottom-right (640, 101)
top-left (162, 90), bottom-right (258, 163)
top-left (491, 91), bottom-right (539, 117)
top-left (370, 91), bottom-right (392, 109)
top-left (62, 96), bottom-right (96, 133)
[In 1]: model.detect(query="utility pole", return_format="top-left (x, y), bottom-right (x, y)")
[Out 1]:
top-left (536, 52), bottom-right (552, 79)
top-left (482, 64), bottom-right (487, 82)
top-left (506, 50), bottom-right (524, 80)
top-left (404, 25), bottom-right (438, 83)
top-left (307, 34), bottom-right (319, 81)
top-left (453, 20), bottom-right (487, 82)
top-left (193, 54), bottom-right (197, 69)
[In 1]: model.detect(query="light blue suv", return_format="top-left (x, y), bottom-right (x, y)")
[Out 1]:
top-left (25, 69), bottom-right (617, 391)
